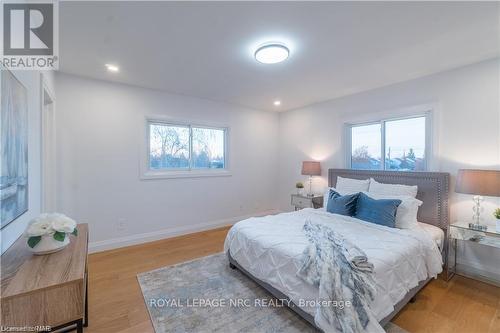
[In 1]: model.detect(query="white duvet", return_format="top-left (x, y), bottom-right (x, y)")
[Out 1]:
top-left (224, 208), bottom-right (442, 323)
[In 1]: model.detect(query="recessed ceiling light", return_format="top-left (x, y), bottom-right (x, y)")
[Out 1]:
top-left (105, 64), bottom-right (119, 73)
top-left (255, 43), bottom-right (289, 64)
top-left (274, 100), bottom-right (281, 106)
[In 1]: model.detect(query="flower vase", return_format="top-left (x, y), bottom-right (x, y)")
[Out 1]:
top-left (29, 234), bottom-right (70, 255)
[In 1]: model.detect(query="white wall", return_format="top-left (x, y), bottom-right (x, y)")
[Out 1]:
top-left (278, 58), bottom-right (500, 277)
top-left (1, 70), bottom-right (56, 254)
top-left (52, 58), bottom-right (499, 277)
top-left (54, 73), bottom-right (279, 252)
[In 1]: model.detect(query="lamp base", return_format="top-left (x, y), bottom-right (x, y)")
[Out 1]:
top-left (307, 175), bottom-right (313, 197)
top-left (471, 195), bottom-right (484, 224)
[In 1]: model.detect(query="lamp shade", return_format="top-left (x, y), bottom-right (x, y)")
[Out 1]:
top-left (455, 169), bottom-right (500, 197)
top-left (301, 161), bottom-right (321, 176)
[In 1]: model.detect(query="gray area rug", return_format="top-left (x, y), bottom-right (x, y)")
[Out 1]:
top-left (138, 253), bottom-right (408, 333)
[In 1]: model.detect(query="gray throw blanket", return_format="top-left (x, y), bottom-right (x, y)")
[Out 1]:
top-left (297, 221), bottom-right (384, 333)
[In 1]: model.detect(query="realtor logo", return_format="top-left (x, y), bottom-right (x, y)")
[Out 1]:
top-left (1, 2), bottom-right (58, 70)
top-left (4, 3), bottom-right (53, 55)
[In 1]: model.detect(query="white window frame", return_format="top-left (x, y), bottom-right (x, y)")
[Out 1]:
top-left (141, 117), bottom-right (231, 180)
top-left (345, 109), bottom-right (433, 171)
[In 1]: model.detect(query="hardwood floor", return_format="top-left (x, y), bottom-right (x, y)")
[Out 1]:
top-left (86, 226), bottom-right (500, 333)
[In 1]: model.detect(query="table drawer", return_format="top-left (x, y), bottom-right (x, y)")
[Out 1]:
top-left (450, 227), bottom-right (500, 249)
top-left (291, 195), bottom-right (312, 208)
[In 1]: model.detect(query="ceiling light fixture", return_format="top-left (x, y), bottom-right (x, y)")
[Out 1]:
top-left (273, 100), bottom-right (281, 106)
top-left (255, 43), bottom-right (289, 64)
top-left (105, 64), bottom-right (119, 73)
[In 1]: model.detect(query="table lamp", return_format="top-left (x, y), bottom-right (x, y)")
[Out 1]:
top-left (455, 169), bottom-right (500, 231)
top-left (301, 161), bottom-right (321, 197)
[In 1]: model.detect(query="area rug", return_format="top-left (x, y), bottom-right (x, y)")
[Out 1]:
top-left (137, 253), bottom-right (408, 333)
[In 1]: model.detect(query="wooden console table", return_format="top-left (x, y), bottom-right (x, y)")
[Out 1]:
top-left (1, 224), bottom-right (88, 332)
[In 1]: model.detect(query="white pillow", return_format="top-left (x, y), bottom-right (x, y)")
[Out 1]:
top-left (336, 176), bottom-right (370, 194)
top-left (363, 192), bottom-right (422, 229)
top-left (368, 178), bottom-right (418, 198)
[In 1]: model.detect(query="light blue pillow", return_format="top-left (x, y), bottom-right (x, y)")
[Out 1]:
top-left (326, 189), bottom-right (359, 216)
top-left (355, 192), bottom-right (401, 228)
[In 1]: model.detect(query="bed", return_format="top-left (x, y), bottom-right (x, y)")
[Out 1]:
top-left (224, 169), bottom-right (450, 331)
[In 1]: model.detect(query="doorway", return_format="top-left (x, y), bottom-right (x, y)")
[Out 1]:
top-left (41, 77), bottom-right (56, 213)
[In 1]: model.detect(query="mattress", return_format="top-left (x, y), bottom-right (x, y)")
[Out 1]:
top-left (418, 222), bottom-right (445, 250)
top-left (224, 208), bottom-right (443, 322)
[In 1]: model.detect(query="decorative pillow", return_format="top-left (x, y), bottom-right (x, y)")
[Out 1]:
top-left (321, 186), bottom-right (350, 208)
top-left (326, 189), bottom-right (359, 216)
top-left (323, 187), bottom-right (335, 208)
top-left (336, 176), bottom-right (370, 194)
top-left (368, 178), bottom-right (418, 198)
top-left (363, 192), bottom-right (422, 229)
top-left (355, 192), bottom-right (402, 228)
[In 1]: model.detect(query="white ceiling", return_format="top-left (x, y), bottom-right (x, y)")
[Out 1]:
top-left (59, 2), bottom-right (499, 112)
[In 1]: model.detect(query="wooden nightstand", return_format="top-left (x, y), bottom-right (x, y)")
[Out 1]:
top-left (1, 224), bottom-right (89, 332)
top-left (291, 194), bottom-right (323, 211)
top-left (447, 221), bottom-right (500, 286)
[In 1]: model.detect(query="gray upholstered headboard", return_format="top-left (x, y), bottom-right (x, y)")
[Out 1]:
top-left (328, 169), bottom-right (450, 231)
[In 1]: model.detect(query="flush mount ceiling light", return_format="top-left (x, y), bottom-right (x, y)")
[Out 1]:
top-left (255, 43), bottom-right (289, 64)
top-left (105, 64), bottom-right (119, 73)
top-left (273, 100), bottom-right (281, 106)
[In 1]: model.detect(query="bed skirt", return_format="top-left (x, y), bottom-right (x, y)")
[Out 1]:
top-left (227, 251), bottom-right (431, 331)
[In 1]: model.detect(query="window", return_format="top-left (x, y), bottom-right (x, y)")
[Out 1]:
top-left (191, 127), bottom-right (225, 169)
top-left (347, 114), bottom-right (429, 171)
top-left (351, 123), bottom-right (382, 170)
top-left (149, 124), bottom-right (190, 169)
top-left (148, 121), bottom-right (227, 172)
top-left (384, 117), bottom-right (426, 171)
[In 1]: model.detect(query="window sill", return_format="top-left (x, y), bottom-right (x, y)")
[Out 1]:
top-left (141, 169), bottom-right (232, 180)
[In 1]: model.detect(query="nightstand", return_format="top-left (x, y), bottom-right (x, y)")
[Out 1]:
top-left (291, 194), bottom-right (323, 211)
top-left (1, 224), bottom-right (89, 332)
top-left (447, 221), bottom-right (500, 286)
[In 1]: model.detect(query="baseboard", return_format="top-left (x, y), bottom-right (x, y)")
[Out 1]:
top-left (88, 209), bottom-right (280, 253)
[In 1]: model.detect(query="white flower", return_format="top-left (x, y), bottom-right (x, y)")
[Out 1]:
top-left (50, 214), bottom-right (77, 233)
top-left (25, 213), bottom-right (77, 237)
top-left (26, 217), bottom-right (53, 237)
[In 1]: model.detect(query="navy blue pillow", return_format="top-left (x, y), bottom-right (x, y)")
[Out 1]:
top-left (326, 189), bottom-right (359, 216)
top-left (355, 192), bottom-right (401, 228)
